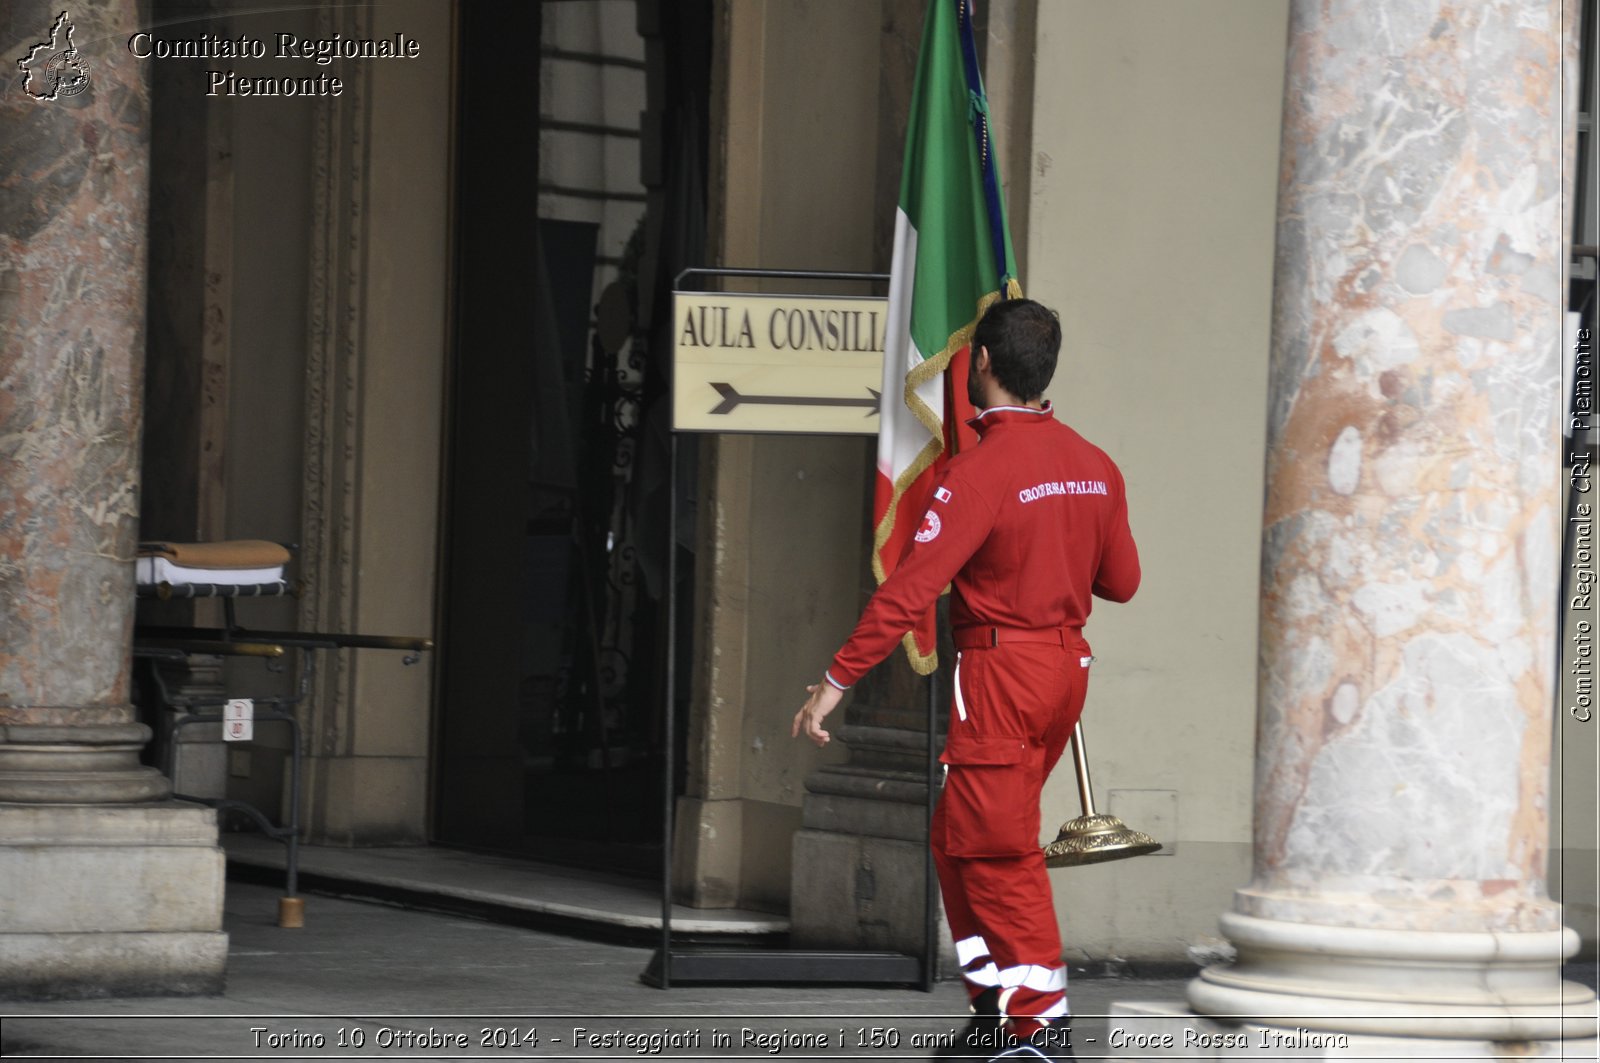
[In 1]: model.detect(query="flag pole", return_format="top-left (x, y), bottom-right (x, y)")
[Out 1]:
top-left (924, 664), bottom-right (940, 991)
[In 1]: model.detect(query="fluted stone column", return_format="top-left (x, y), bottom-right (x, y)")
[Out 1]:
top-left (1177, 0), bottom-right (1596, 1045)
top-left (0, 0), bottom-right (226, 998)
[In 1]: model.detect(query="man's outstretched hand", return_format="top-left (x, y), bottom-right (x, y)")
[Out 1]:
top-left (792, 679), bottom-right (845, 747)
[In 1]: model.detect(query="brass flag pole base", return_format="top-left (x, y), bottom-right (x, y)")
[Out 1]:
top-left (1043, 721), bottom-right (1161, 868)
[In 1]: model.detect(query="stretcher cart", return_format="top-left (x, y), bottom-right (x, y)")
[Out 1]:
top-left (133, 541), bottom-right (431, 928)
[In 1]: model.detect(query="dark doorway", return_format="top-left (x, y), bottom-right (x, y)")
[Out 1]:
top-left (435, 0), bottom-right (708, 877)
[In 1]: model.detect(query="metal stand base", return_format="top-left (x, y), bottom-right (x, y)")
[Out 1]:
top-left (640, 948), bottom-right (922, 988)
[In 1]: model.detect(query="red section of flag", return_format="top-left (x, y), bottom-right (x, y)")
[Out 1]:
top-left (945, 343), bottom-right (979, 458)
top-left (872, 342), bottom-right (977, 667)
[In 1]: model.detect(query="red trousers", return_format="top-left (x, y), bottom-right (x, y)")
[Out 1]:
top-left (931, 630), bottom-right (1091, 1034)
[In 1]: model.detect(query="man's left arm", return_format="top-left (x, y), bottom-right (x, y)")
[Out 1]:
top-left (793, 474), bottom-right (996, 747)
top-left (1092, 464), bottom-right (1141, 603)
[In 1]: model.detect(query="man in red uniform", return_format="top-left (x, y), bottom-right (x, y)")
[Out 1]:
top-left (793, 298), bottom-right (1140, 1061)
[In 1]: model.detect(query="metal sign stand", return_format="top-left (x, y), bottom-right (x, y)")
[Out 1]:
top-left (641, 267), bottom-right (936, 989)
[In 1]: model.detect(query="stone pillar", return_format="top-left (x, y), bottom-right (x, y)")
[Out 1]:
top-left (0, 0), bottom-right (226, 997)
top-left (789, 718), bottom-right (954, 971)
top-left (1174, 0), bottom-right (1595, 1046)
top-left (786, 0), bottom-right (954, 969)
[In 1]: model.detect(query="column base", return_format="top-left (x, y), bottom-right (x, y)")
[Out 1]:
top-left (1109, 1001), bottom-right (1598, 1059)
top-left (0, 932), bottom-right (228, 1000)
top-left (789, 828), bottom-right (956, 975)
top-left (0, 802), bottom-right (228, 1000)
top-left (1187, 912), bottom-right (1597, 1040)
top-left (790, 732), bottom-right (956, 974)
top-left (0, 723), bottom-right (171, 803)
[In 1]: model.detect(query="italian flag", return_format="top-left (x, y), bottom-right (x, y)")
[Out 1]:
top-left (875, 0), bottom-right (1021, 674)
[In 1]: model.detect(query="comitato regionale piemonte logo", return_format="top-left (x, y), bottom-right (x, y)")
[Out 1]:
top-left (17, 10), bottom-right (92, 101)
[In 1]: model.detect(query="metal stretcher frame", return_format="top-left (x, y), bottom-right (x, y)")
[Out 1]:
top-left (135, 638), bottom-right (307, 907)
top-left (641, 267), bottom-right (935, 990)
top-left (133, 580), bottom-right (433, 924)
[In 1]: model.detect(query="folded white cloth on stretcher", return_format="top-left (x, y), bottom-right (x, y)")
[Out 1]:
top-left (135, 540), bottom-right (291, 586)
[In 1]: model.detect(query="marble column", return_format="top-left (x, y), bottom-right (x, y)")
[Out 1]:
top-left (0, 0), bottom-right (225, 997)
top-left (0, 0), bottom-right (167, 803)
top-left (1180, 0), bottom-right (1595, 1043)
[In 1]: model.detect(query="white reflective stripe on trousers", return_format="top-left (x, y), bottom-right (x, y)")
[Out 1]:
top-left (1035, 998), bottom-right (1069, 1020)
top-left (998, 988), bottom-right (1071, 1022)
top-left (954, 934), bottom-right (990, 967)
top-left (962, 962), bottom-right (1001, 988)
top-left (997, 964), bottom-right (1067, 992)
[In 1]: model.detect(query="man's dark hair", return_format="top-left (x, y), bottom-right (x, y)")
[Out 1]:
top-left (972, 297), bottom-right (1061, 401)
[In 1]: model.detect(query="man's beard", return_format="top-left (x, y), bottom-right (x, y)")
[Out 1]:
top-left (966, 360), bottom-right (984, 409)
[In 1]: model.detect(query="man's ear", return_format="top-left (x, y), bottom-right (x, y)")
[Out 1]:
top-left (975, 345), bottom-right (991, 374)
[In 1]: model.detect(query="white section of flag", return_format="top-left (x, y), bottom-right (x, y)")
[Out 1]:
top-left (877, 210), bottom-right (942, 483)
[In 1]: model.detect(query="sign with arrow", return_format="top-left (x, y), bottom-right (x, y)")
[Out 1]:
top-left (672, 291), bottom-right (888, 435)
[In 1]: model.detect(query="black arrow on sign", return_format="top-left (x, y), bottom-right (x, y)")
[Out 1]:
top-left (709, 382), bottom-right (881, 417)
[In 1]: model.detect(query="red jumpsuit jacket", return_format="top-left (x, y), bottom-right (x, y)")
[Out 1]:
top-left (826, 402), bottom-right (1140, 690)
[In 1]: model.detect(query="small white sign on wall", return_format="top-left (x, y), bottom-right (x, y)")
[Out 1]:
top-left (223, 698), bottom-right (254, 742)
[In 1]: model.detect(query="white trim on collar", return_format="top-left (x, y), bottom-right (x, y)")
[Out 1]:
top-left (976, 402), bottom-right (1052, 419)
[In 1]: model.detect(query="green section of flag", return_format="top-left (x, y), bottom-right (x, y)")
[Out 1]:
top-left (899, 0), bottom-right (1018, 363)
